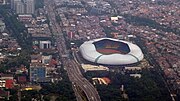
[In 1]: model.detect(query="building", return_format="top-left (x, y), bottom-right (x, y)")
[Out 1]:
top-left (130, 74), bottom-right (142, 78)
top-left (67, 32), bottom-right (75, 39)
top-left (25, 0), bottom-right (34, 14)
top-left (15, 1), bottom-right (25, 14)
top-left (29, 63), bottom-right (46, 82)
top-left (17, 76), bottom-right (27, 84)
top-left (0, 80), bottom-right (5, 88)
top-left (18, 14), bottom-right (33, 22)
top-left (80, 38), bottom-right (144, 65)
top-left (125, 67), bottom-right (142, 71)
top-left (11, 0), bottom-right (14, 9)
top-left (11, 0), bottom-right (34, 14)
top-left (0, 20), bottom-right (5, 32)
top-left (39, 41), bottom-right (51, 49)
top-left (0, 74), bottom-right (14, 89)
top-left (92, 77), bottom-right (111, 85)
top-left (81, 64), bottom-right (109, 72)
top-left (11, 0), bottom-right (21, 11)
top-left (31, 54), bottom-right (42, 63)
top-left (42, 55), bottom-right (52, 64)
top-left (110, 16), bottom-right (118, 21)
top-left (0, 74), bottom-right (13, 80)
top-left (0, 0), bottom-right (6, 5)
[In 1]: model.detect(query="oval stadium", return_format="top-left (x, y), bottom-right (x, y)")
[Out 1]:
top-left (79, 38), bottom-right (144, 65)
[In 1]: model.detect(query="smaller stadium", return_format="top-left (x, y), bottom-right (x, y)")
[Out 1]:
top-left (79, 38), bottom-right (144, 65)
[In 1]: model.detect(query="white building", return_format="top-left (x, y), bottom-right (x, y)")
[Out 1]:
top-left (0, 80), bottom-right (5, 88)
top-left (39, 41), bottom-right (51, 49)
top-left (81, 64), bottom-right (109, 72)
top-left (111, 17), bottom-right (118, 21)
top-left (79, 38), bottom-right (144, 65)
top-left (125, 67), bottom-right (142, 71)
top-left (130, 74), bottom-right (142, 78)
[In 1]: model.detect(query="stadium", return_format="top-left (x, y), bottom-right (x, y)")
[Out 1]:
top-left (79, 38), bottom-right (144, 65)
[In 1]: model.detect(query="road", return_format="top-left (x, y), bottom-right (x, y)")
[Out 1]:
top-left (44, 0), bottom-right (101, 101)
top-left (65, 59), bottom-right (101, 101)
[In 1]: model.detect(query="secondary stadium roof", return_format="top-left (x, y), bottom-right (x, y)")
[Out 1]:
top-left (79, 38), bottom-right (144, 65)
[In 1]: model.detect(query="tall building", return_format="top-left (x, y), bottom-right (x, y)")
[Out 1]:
top-left (11, 0), bottom-right (21, 10)
top-left (25, 0), bottom-right (35, 14)
top-left (11, 0), bottom-right (35, 14)
top-left (29, 63), bottom-right (46, 82)
top-left (10, 0), bottom-right (13, 9)
top-left (15, 1), bottom-right (25, 14)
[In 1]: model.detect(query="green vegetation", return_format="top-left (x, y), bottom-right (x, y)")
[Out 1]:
top-left (97, 84), bottom-right (124, 101)
top-left (7, 64), bottom-right (76, 101)
top-left (0, 7), bottom-right (31, 70)
top-left (112, 22), bottom-right (120, 26)
top-left (157, 1), bottom-right (169, 5)
top-left (0, 50), bottom-right (30, 72)
top-left (123, 14), bottom-right (180, 35)
top-left (85, 68), bottom-right (171, 101)
top-left (35, 0), bottom-right (44, 9)
top-left (0, 9), bottom-right (32, 51)
top-left (55, 15), bottom-right (61, 23)
top-left (39, 66), bottom-right (76, 101)
top-left (83, 36), bottom-right (172, 101)
top-left (71, 40), bottom-right (84, 47)
top-left (103, 27), bottom-right (117, 38)
top-left (20, 91), bottom-right (41, 101)
top-left (63, 32), bottom-right (71, 50)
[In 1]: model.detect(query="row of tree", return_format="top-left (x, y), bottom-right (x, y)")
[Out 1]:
top-left (0, 6), bottom-right (32, 71)
top-left (35, 0), bottom-right (44, 9)
top-left (38, 65), bottom-right (76, 101)
top-left (84, 68), bottom-right (172, 101)
top-left (123, 14), bottom-right (179, 35)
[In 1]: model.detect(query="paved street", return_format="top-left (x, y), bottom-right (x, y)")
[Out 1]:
top-left (44, 0), bottom-right (101, 101)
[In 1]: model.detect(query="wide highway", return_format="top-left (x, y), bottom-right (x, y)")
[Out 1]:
top-left (44, 0), bottom-right (101, 101)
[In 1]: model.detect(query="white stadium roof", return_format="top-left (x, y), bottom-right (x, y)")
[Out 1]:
top-left (79, 38), bottom-right (144, 65)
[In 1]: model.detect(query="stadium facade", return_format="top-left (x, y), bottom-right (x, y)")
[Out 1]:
top-left (79, 38), bottom-right (144, 65)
